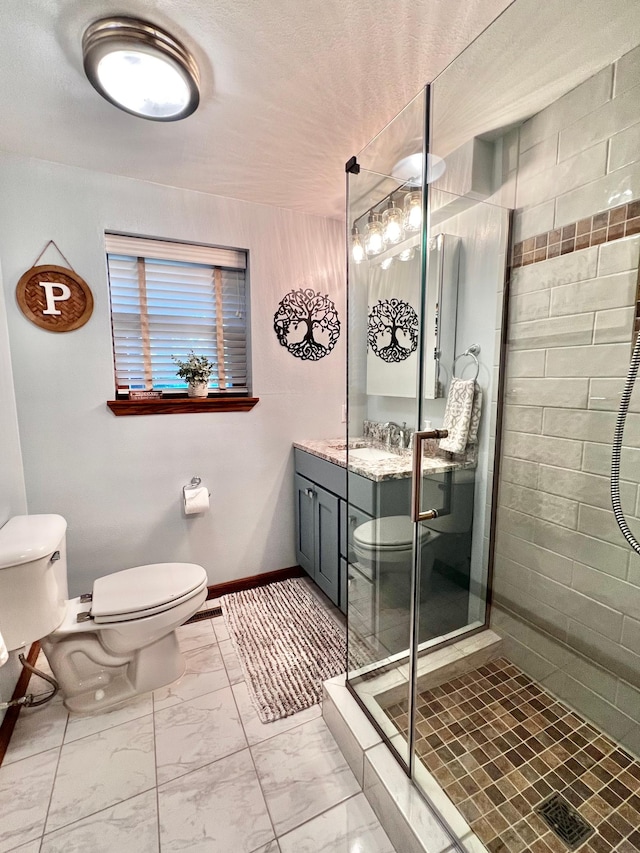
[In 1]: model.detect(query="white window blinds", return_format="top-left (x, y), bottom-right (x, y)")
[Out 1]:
top-left (105, 234), bottom-right (248, 393)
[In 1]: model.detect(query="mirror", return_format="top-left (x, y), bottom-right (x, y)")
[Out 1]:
top-left (366, 232), bottom-right (460, 401)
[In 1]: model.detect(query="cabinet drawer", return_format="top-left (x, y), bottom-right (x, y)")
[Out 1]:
top-left (347, 470), bottom-right (411, 517)
top-left (294, 449), bottom-right (346, 499)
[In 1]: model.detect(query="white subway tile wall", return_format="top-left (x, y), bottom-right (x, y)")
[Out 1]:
top-left (493, 44), bottom-right (640, 758)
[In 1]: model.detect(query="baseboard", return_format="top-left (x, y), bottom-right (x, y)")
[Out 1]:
top-left (0, 641), bottom-right (41, 767)
top-left (206, 565), bottom-right (305, 599)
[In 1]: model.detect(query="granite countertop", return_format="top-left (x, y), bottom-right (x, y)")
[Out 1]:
top-left (293, 438), bottom-right (476, 483)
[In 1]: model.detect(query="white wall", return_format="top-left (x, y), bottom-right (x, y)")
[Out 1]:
top-left (0, 257), bottom-right (27, 720)
top-left (0, 153), bottom-right (345, 597)
top-left (0, 260), bottom-right (26, 528)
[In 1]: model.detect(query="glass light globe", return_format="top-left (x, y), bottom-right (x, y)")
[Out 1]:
top-left (380, 257), bottom-right (394, 270)
top-left (403, 191), bottom-right (422, 233)
top-left (365, 214), bottom-right (384, 257)
top-left (397, 247), bottom-right (416, 262)
top-left (382, 200), bottom-right (404, 246)
top-left (351, 227), bottom-right (365, 264)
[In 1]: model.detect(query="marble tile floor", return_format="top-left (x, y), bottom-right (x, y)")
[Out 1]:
top-left (0, 592), bottom-right (396, 853)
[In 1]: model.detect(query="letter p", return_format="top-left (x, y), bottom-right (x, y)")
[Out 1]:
top-left (39, 281), bottom-right (71, 316)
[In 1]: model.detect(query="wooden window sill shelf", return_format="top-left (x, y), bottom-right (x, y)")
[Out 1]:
top-left (107, 397), bottom-right (260, 416)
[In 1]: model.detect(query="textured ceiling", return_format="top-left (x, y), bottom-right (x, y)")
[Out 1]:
top-left (0, 0), bottom-right (513, 219)
top-left (1, 0), bottom-right (639, 220)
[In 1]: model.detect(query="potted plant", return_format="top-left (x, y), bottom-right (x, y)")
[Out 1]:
top-left (172, 351), bottom-right (214, 397)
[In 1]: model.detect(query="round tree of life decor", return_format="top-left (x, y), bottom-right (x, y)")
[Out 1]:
top-left (274, 288), bottom-right (340, 361)
top-left (368, 298), bottom-right (419, 363)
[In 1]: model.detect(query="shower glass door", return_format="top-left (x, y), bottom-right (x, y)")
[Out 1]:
top-left (342, 80), bottom-right (509, 784)
top-left (346, 88), bottom-right (428, 770)
top-left (345, 84), bottom-right (511, 784)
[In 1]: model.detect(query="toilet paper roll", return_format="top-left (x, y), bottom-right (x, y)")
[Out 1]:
top-left (184, 485), bottom-right (210, 515)
top-left (0, 629), bottom-right (8, 667)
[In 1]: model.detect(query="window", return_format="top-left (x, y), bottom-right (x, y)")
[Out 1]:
top-left (105, 234), bottom-right (249, 395)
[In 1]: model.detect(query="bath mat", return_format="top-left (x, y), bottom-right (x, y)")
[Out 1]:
top-left (220, 578), bottom-right (346, 722)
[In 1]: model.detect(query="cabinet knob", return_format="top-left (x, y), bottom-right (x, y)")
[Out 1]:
top-left (304, 488), bottom-right (315, 498)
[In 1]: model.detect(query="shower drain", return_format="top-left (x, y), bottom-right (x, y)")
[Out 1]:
top-left (535, 793), bottom-right (595, 850)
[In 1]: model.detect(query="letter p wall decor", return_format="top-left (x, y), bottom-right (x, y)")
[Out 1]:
top-left (16, 245), bottom-right (93, 333)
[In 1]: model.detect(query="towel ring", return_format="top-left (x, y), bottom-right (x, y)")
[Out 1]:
top-left (452, 344), bottom-right (480, 381)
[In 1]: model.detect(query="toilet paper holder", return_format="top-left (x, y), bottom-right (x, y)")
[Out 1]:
top-left (183, 476), bottom-right (210, 497)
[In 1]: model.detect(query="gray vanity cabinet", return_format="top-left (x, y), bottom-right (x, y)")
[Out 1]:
top-left (294, 447), bottom-right (410, 614)
top-left (294, 449), bottom-right (347, 608)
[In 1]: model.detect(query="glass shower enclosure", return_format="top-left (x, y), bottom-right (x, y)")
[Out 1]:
top-left (345, 86), bottom-right (511, 779)
top-left (344, 4), bottom-right (640, 851)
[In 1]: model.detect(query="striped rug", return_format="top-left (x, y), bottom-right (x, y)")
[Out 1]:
top-left (220, 578), bottom-right (346, 722)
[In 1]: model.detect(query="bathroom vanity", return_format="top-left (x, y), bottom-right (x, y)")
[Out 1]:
top-left (293, 439), bottom-right (475, 632)
top-left (294, 440), bottom-right (411, 614)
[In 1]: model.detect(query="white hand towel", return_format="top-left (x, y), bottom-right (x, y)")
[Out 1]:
top-left (439, 378), bottom-right (477, 454)
top-left (468, 383), bottom-right (483, 445)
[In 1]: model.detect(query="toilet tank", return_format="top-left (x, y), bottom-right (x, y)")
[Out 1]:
top-left (0, 515), bottom-right (68, 651)
top-left (422, 470), bottom-right (475, 534)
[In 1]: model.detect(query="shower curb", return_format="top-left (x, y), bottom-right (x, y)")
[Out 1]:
top-left (322, 630), bottom-right (503, 853)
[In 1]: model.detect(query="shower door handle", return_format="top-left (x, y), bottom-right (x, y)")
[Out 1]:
top-left (411, 429), bottom-right (448, 522)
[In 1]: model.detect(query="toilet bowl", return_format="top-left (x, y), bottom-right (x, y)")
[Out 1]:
top-left (0, 515), bottom-right (208, 714)
top-left (353, 515), bottom-right (441, 609)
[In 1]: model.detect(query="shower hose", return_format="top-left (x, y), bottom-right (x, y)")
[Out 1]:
top-left (611, 330), bottom-right (640, 555)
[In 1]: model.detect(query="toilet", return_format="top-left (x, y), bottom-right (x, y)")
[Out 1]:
top-left (351, 471), bottom-right (475, 604)
top-left (352, 515), bottom-right (440, 606)
top-left (0, 514), bottom-right (208, 714)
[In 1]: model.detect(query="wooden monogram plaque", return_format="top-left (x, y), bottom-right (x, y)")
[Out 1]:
top-left (16, 265), bottom-right (94, 332)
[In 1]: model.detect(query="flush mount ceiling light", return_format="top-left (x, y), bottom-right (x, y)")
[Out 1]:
top-left (82, 17), bottom-right (200, 121)
top-left (392, 152), bottom-right (446, 186)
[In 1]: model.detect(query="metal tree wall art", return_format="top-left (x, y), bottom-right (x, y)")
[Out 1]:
top-left (368, 298), bottom-right (419, 363)
top-left (274, 288), bottom-right (340, 360)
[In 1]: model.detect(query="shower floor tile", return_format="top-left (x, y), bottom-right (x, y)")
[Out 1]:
top-left (384, 657), bottom-right (640, 853)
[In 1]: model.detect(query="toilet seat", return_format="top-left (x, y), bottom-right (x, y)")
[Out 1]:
top-left (91, 562), bottom-right (207, 624)
top-left (353, 515), bottom-right (431, 552)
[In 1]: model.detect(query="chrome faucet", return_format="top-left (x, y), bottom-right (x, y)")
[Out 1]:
top-left (382, 421), bottom-right (401, 449)
top-left (398, 422), bottom-right (409, 449)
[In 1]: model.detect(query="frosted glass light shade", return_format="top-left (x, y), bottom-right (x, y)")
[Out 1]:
top-left (96, 51), bottom-right (191, 118)
top-left (392, 153), bottom-right (446, 186)
top-left (83, 17), bottom-right (200, 121)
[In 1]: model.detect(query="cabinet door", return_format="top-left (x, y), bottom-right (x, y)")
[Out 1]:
top-left (314, 484), bottom-right (340, 604)
top-left (294, 473), bottom-right (315, 577)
